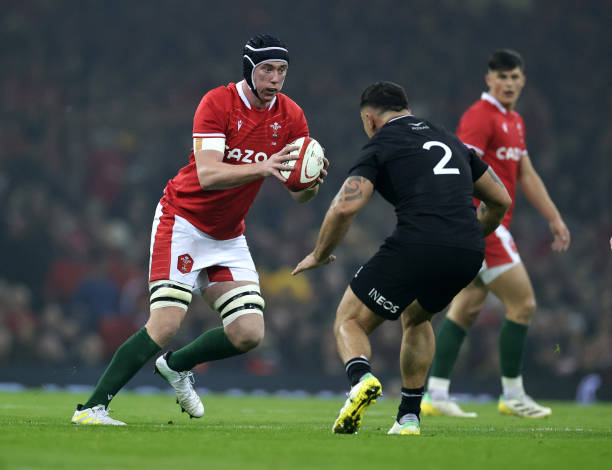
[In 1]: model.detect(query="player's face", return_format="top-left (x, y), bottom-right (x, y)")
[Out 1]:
top-left (253, 61), bottom-right (288, 104)
top-left (485, 67), bottom-right (525, 110)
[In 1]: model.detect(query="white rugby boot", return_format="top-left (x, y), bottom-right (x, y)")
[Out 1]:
top-left (420, 392), bottom-right (478, 418)
top-left (155, 352), bottom-right (204, 418)
top-left (388, 413), bottom-right (421, 435)
top-left (498, 394), bottom-right (551, 418)
top-left (71, 404), bottom-right (126, 425)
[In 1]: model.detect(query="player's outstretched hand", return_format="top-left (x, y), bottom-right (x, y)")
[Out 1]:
top-left (292, 252), bottom-right (336, 275)
top-left (264, 145), bottom-right (299, 182)
top-left (550, 217), bottom-right (570, 251)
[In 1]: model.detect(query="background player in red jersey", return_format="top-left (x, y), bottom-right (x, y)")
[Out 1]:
top-left (71, 34), bottom-right (328, 425)
top-left (422, 50), bottom-right (570, 419)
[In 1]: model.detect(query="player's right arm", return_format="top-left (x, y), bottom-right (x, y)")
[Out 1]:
top-left (473, 167), bottom-right (512, 236)
top-left (292, 176), bottom-right (374, 275)
top-left (517, 152), bottom-right (570, 251)
top-left (194, 142), bottom-right (298, 190)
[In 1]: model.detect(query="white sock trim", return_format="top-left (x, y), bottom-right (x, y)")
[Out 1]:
top-left (501, 375), bottom-right (523, 389)
top-left (427, 377), bottom-right (450, 399)
top-left (501, 375), bottom-right (525, 398)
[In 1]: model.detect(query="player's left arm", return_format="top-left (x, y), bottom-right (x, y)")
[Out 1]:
top-left (517, 153), bottom-right (570, 251)
top-left (289, 184), bottom-right (320, 203)
top-left (292, 176), bottom-right (374, 274)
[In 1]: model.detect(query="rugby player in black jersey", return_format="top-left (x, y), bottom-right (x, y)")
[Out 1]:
top-left (293, 81), bottom-right (511, 435)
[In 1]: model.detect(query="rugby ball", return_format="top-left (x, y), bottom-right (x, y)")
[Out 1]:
top-left (281, 137), bottom-right (325, 192)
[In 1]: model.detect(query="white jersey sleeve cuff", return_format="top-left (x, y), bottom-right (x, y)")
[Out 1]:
top-left (193, 136), bottom-right (226, 153)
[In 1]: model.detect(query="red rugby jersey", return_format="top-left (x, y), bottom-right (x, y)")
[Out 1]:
top-left (161, 81), bottom-right (309, 239)
top-left (457, 92), bottom-right (527, 229)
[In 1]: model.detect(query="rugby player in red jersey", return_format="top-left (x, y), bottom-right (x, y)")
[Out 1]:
top-left (423, 49), bottom-right (570, 419)
top-left (71, 34), bottom-right (328, 425)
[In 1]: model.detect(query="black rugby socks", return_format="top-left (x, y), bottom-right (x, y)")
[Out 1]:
top-left (345, 356), bottom-right (372, 387)
top-left (397, 386), bottom-right (425, 422)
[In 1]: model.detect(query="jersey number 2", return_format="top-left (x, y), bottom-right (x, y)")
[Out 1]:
top-left (423, 141), bottom-right (460, 175)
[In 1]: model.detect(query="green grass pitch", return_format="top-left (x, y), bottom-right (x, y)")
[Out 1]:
top-left (1, 390), bottom-right (610, 470)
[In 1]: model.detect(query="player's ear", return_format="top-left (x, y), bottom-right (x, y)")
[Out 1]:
top-left (484, 72), bottom-right (492, 88)
top-left (360, 110), bottom-right (372, 136)
top-left (365, 115), bottom-right (376, 136)
top-left (369, 113), bottom-right (379, 133)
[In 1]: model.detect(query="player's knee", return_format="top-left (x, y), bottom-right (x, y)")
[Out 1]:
top-left (145, 310), bottom-right (184, 346)
top-left (230, 324), bottom-right (265, 352)
top-left (448, 305), bottom-right (481, 329)
top-left (511, 296), bottom-right (537, 323)
top-left (147, 280), bottom-right (193, 345)
top-left (155, 320), bottom-right (181, 344)
top-left (225, 314), bottom-right (265, 351)
top-left (464, 307), bottom-right (482, 327)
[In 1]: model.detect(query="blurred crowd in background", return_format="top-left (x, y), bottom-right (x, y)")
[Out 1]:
top-left (1, 0), bottom-right (610, 396)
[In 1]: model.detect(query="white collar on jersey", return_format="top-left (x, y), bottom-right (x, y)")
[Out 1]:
top-left (481, 92), bottom-right (507, 114)
top-left (236, 80), bottom-right (277, 111)
top-left (387, 114), bottom-right (413, 124)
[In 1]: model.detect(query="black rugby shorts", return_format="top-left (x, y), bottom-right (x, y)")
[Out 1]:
top-left (349, 240), bottom-right (484, 320)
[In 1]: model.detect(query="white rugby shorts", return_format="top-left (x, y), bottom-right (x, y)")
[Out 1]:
top-left (148, 203), bottom-right (259, 291)
top-left (478, 225), bottom-right (522, 284)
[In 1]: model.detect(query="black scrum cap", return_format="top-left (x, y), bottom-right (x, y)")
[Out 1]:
top-left (243, 34), bottom-right (289, 98)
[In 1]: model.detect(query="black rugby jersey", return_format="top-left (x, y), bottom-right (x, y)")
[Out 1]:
top-left (349, 114), bottom-right (488, 251)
